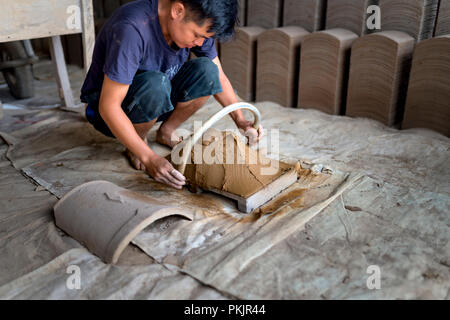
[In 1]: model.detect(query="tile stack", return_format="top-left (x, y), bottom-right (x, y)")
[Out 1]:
top-left (326, 0), bottom-right (378, 36)
top-left (379, 0), bottom-right (440, 41)
top-left (283, 0), bottom-right (327, 32)
top-left (435, 0), bottom-right (450, 36)
top-left (298, 28), bottom-right (358, 115)
top-left (247, 0), bottom-right (283, 29)
top-left (402, 35), bottom-right (450, 137)
top-left (256, 27), bottom-right (310, 108)
top-left (239, 0), bottom-right (247, 27)
top-left (221, 27), bottom-right (265, 101)
top-left (346, 31), bottom-right (415, 126)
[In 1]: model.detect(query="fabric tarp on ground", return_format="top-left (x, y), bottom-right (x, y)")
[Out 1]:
top-left (0, 100), bottom-right (448, 299)
top-left (0, 248), bottom-right (228, 300)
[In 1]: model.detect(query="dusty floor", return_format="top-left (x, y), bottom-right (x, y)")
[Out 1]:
top-left (0, 59), bottom-right (448, 299)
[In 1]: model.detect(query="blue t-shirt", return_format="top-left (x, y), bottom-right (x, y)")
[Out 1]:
top-left (80, 0), bottom-right (217, 99)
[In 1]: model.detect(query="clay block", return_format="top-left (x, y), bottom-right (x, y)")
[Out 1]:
top-left (221, 27), bottom-right (265, 101)
top-left (379, 0), bottom-right (439, 41)
top-left (283, 0), bottom-right (326, 32)
top-left (239, 0), bottom-right (247, 26)
top-left (247, 0), bottom-right (283, 29)
top-left (435, 0), bottom-right (450, 36)
top-left (183, 129), bottom-right (298, 212)
top-left (54, 181), bottom-right (193, 264)
top-left (326, 0), bottom-right (378, 36)
top-left (298, 28), bottom-right (358, 115)
top-left (402, 36), bottom-right (450, 137)
top-left (346, 31), bottom-right (415, 126)
top-left (256, 27), bottom-right (310, 108)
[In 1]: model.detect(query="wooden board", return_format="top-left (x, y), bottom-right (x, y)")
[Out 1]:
top-left (379, 0), bottom-right (440, 41)
top-left (435, 0), bottom-right (450, 36)
top-left (247, 0), bottom-right (283, 29)
top-left (256, 27), bottom-right (310, 108)
top-left (208, 168), bottom-right (298, 213)
top-left (221, 27), bottom-right (265, 101)
top-left (326, 0), bottom-right (378, 36)
top-left (283, 0), bottom-right (326, 32)
top-left (0, 0), bottom-right (83, 42)
top-left (402, 35), bottom-right (450, 137)
top-left (298, 28), bottom-right (358, 115)
top-left (346, 31), bottom-right (415, 126)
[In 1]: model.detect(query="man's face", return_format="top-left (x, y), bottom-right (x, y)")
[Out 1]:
top-left (168, 2), bottom-right (216, 48)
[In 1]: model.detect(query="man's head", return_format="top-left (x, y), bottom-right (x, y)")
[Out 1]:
top-left (167, 0), bottom-right (238, 48)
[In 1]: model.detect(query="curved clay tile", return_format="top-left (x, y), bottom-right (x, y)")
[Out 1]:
top-left (298, 28), bottom-right (358, 115)
top-left (247, 0), bottom-right (283, 29)
top-left (283, 0), bottom-right (326, 32)
top-left (326, 0), bottom-right (378, 36)
top-left (54, 181), bottom-right (194, 264)
top-left (256, 26), bottom-right (310, 108)
top-left (402, 35), bottom-right (450, 137)
top-left (379, 0), bottom-right (440, 41)
top-left (221, 26), bottom-right (265, 101)
top-left (435, 0), bottom-right (450, 36)
top-left (346, 31), bottom-right (415, 126)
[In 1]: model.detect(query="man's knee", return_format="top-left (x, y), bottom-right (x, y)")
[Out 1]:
top-left (126, 71), bottom-right (173, 122)
top-left (186, 57), bottom-right (219, 81)
top-left (132, 71), bottom-right (171, 102)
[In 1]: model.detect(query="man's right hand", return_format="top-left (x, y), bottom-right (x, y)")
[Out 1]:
top-left (144, 154), bottom-right (186, 190)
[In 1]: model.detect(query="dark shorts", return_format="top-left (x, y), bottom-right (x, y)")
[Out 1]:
top-left (81, 57), bottom-right (222, 138)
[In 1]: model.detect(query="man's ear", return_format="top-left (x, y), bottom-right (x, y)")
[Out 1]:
top-left (171, 2), bottom-right (186, 21)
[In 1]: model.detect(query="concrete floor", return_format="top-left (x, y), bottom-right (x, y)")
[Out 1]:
top-left (0, 59), bottom-right (448, 299)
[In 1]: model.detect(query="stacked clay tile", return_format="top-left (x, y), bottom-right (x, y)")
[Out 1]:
top-left (346, 31), bottom-right (415, 126)
top-left (239, 0), bottom-right (247, 26)
top-left (283, 0), bottom-right (326, 32)
top-left (247, 0), bottom-right (283, 29)
top-left (402, 36), bottom-right (450, 137)
top-left (298, 28), bottom-right (358, 115)
top-left (221, 27), bottom-right (265, 101)
top-left (256, 27), bottom-right (310, 108)
top-left (326, 0), bottom-right (378, 36)
top-left (379, 0), bottom-right (439, 41)
top-left (435, 0), bottom-right (450, 36)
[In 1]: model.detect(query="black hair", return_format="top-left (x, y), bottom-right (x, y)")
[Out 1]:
top-left (171, 0), bottom-right (239, 41)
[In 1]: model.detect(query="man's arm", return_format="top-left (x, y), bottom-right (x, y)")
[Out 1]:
top-left (99, 74), bottom-right (186, 189)
top-left (212, 57), bottom-right (265, 144)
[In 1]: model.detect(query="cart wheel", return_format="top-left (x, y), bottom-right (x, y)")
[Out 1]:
top-left (0, 41), bottom-right (34, 99)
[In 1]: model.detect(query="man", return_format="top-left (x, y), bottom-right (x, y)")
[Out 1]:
top-left (80, 0), bottom-right (264, 190)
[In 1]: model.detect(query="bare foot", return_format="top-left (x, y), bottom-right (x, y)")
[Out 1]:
top-left (156, 126), bottom-right (183, 148)
top-left (125, 137), bottom-right (147, 171)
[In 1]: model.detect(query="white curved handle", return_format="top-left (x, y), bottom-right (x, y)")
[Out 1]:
top-left (176, 102), bottom-right (261, 175)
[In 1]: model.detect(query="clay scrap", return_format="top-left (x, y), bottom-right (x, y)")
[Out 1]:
top-left (326, 0), bottom-right (378, 36)
top-left (256, 26), bottom-right (310, 108)
top-left (298, 28), bottom-right (358, 115)
top-left (402, 35), bottom-right (450, 137)
top-left (221, 26), bottom-right (265, 101)
top-left (54, 181), bottom-right (194, 264)
top-left (283, 0), bottom-right (326, 32)
top-left (435, 0), bottom-right (450, 36)
top-left (178, 129), bottom-right (298, 213)
top-left (379, 0), bottom-right (439, 41)
top-left (247, 0), bottom-right (283, 29)
top-left (346, 31), bottom-right (415, 126)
